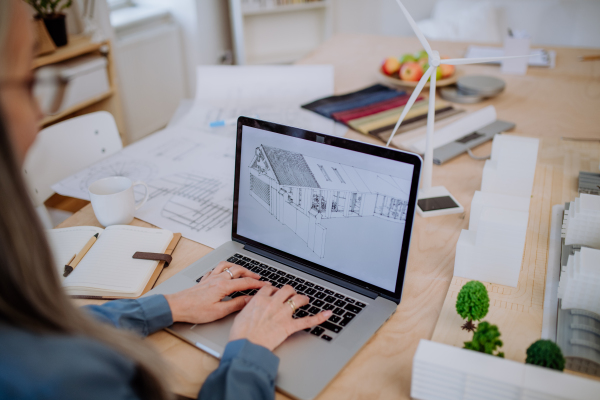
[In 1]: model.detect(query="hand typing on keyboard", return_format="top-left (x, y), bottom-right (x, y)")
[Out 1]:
top-left (229, 284), bottom-right (332, 351)
top-left (164, 261), bottom-right (268, 324)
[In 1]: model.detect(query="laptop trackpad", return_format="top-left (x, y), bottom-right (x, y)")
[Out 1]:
top-left (191, 312), bottom-right (237, 349)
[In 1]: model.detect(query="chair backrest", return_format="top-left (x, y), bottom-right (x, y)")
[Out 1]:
top-left (23, 111), bottom-right (123, 206)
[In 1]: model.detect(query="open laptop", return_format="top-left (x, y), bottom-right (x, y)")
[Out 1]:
top-left (144, 117), bottom-right (422, 400)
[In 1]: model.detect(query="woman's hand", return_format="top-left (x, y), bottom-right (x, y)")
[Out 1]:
top-left (229, 284), bottom-right (332, 351)
top-left (164, 261), bottom-right (268, 324)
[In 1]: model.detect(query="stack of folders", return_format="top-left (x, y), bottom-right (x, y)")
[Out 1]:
top-left (302, 84), bottom-right (462, 144)
top-left (558, 247), bottom-right (600, 316)
top-left (47, 226), bottom-right (176, 298)
top-left (563, 194), bottom-right (600, 249)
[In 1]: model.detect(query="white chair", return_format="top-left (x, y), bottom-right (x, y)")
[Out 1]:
top-left (23, 111), bottom-right (123, 228)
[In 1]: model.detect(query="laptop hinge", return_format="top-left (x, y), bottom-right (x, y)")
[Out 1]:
top-left (244, 244), bottom-right (379, 300)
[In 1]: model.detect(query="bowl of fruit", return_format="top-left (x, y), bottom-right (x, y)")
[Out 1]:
top-left (379, 50), bottom-right (459, 88)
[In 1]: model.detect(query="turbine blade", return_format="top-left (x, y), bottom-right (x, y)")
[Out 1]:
top-left (386, 66), bottom-right (434, 148)
top-left (394, 0), bottom-right (432, 56)
top-left (441, 54), bottom-right (534, 65)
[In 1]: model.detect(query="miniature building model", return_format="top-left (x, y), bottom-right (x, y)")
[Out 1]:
top-left (454, 135), bottom-right (539, 287)
top-left (558, 247), bottom-right (600, 316)
top-left (557, 307), bottom-right (600, 378)
top-left (248, 145), bottom-right (410, 257)
top-left (564, 194), bottom-right (600, 249)
top-left (412, 339), bottom-right (600, 400)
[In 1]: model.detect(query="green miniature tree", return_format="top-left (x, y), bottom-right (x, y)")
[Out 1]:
top-left (525, 340), bottom-right (565, 371)
top-left (463, 322), bottom-right (504, 358)
top-left (456, 280), bottom-right (489, 332)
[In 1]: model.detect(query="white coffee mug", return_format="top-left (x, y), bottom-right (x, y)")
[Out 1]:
top-left (88, 176), bottom-right (149, 227)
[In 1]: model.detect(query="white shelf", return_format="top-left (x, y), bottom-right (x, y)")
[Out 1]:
top-left (247, 49), bottom-right (313, 65)
top-left (242, 1), bottom-right (328, 16)
top-left (230, 0), bottom-right (332, 65)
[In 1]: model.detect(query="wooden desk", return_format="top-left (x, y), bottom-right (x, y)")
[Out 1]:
top-left (61, 35), bottom-right (600, 399)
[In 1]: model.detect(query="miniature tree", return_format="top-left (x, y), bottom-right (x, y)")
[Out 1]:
top-left (456, 280), bottom-right (489, 332)
top-left (526, 340), bottom-right (565, 371)
top-left (463, 321), bottom-right (504, 358)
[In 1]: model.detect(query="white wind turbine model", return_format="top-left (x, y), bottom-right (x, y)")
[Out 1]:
top-left (387, 0), bottom-right (532, 217)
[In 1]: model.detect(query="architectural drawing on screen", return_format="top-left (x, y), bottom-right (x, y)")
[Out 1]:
top-left (248, 145), bottom-right (410, 258)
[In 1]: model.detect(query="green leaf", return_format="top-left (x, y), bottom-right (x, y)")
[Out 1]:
top-left (456, 281), bottom-right (490, 322)
top-left (463, 322), bottom-right (504, 357)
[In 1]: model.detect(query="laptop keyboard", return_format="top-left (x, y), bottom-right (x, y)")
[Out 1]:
top-left (196, 253), bottom-right (368, 342)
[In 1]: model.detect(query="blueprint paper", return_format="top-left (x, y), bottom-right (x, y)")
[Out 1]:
top-left (52, 126), bottom-right (236, 248)
top-left (177, 66), bottom-right (347, 137)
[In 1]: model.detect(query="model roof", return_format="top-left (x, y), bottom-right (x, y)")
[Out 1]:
top-left (262, 145), bottom-right (320, 188)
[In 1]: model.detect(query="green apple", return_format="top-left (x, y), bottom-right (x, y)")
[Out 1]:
top-left (424, 66), bottom-right (443, 82)
top-left (399, 53), bottom-right (416, 64)
top-left (415, 50), bottom-right (429, 60)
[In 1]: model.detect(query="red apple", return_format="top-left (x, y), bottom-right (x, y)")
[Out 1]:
top-left (400, 62), bottom-right (423, 82)
top-left (440, 58), bottom-right (455, 78)
top-left (382, 57), bottom-right (401, 75)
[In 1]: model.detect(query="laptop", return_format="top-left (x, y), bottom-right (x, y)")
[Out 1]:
top-left (144, 117), bottom-right (422, 400)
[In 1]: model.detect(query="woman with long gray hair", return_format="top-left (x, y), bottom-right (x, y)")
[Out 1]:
top-left (0, 1), bottom-right (330, 399)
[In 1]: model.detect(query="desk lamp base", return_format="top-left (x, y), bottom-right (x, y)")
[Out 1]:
top-left (416, 186), bottom-right (464, 218)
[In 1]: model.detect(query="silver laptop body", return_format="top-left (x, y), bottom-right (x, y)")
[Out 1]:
top-left (145, 117), bottom-right (422, 400)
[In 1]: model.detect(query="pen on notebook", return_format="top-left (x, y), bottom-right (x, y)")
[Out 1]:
top-left (63, 233), bottom-right (99, 277)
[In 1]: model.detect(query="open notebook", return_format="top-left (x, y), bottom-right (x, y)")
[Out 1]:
top-left (47, 226), bottom-right (174, 298)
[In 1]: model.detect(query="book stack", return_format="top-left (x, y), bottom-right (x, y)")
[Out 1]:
top-left (454, 134), bottom-right (539, 287)
top-left (558, 247), bottom-right (600, 315)
top-left (563, 194), bottom-right (600, 249)
top-left (302, 84), bottom-right (461, 145)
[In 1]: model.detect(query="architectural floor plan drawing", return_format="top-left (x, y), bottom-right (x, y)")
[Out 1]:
top-left (74, 157), bottom-right (159, 193)
top-left (248, 145), bottom-right (411, 258)
top-left (149, 173), bottom-right (232, 233)
top-left (53, 125), bottom-right (236, 248)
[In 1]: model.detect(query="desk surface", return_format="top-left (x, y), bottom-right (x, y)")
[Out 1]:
top-left (61, 34), bottom-right (600, 399)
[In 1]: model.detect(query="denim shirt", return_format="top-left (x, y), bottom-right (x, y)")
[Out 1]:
top-left (0, 295), bottom-right (279, 400)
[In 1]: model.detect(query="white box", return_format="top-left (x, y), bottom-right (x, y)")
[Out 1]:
top-left (34, 54), bottom-right (110, 116)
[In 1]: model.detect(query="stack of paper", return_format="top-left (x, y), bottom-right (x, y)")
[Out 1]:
top-left (454, 135), bottom-right (539, 287)
top-left (558, 247), bottom-right (600, 315)
top-left (564, 194), bottom-right (600, 249)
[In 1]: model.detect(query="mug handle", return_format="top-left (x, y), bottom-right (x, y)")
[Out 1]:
top-left (133, 181), bottom-right (149, 211)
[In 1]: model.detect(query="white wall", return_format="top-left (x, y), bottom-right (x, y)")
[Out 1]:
top-left (136, 0), bottom-right (233, 97)
top-left (332, 0), bottom-right (437, 37)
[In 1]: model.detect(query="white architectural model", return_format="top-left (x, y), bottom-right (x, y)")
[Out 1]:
top-left (412, 339), bottom-right (600, 400)
top-left (454, 135), bottom-right (539, 287)
top-left (564, 194), bottom-right (600, 249)
top-left (248, 145), bottom-right (410, 258)
top-left (558, 247), bottom-right (600, 315)
top-left (385, 1), bottom-right (531, 217)
top-left (481, 135), bottom-right (540, 198)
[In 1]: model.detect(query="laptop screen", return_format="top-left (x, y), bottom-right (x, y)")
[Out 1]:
top-left (233, 119), bottom-right (420, 299)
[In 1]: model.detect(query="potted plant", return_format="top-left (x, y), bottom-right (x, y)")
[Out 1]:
top-left (25, 0), bottom-right (73, 47)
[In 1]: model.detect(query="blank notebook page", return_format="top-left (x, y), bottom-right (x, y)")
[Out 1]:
top-left (47, 226), bottom-right (104, 278)
top-left (64, 226), bottom-right (173, 295)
